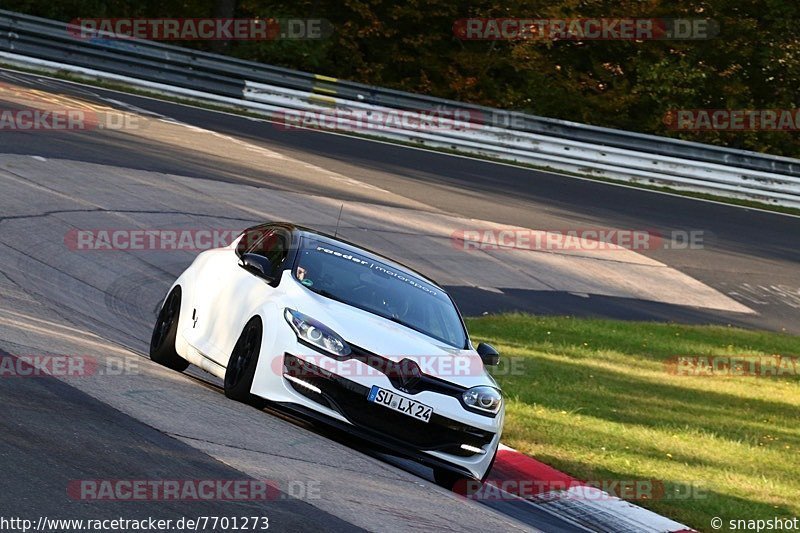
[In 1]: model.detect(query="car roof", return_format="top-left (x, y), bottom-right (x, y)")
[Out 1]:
top-left (257, 222), bottom-right (445, 291)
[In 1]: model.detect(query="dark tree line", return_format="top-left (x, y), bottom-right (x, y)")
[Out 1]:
top-left (7, 0), bottom-right (799, 157)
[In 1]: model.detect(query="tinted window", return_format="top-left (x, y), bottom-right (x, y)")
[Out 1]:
top-left (294, 238), bottom-right (466, 348)
top-left (240, 228), bottom-right (289, 276)
top-left (236, 226), bottom-right (270, 256)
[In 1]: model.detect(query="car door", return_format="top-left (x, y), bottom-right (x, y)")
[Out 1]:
top-left (189, 226), bottom-right (290, 366)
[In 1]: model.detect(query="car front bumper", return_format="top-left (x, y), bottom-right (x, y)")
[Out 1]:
top-left (278, 353), bottom-right (501, 479)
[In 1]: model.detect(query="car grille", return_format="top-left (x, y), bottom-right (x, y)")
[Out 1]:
top-left (283, 354), bottom-right (494, 456)
top-left (348, 343), bottom-right (467, 397)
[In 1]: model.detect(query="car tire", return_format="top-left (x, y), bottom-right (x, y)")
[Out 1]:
top-left (149, 287), bottom-right (190, 371)
top-left (224, 316), bottom-right (265, 407)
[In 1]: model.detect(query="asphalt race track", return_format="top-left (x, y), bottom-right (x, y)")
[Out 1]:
top-left (2, 69), bottom-right (798, 333)
top-left (0, 68), bottom-right (798, 531)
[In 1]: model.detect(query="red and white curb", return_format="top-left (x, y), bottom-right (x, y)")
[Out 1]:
top-left (478, 444), bottom-right (696, 532)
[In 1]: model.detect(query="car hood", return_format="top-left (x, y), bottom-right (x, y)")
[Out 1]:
top-left (287, 285), bottom-right (497, 389)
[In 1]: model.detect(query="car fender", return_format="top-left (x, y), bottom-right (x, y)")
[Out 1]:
top-left (248, 300), bottom-right (294, 401)
top-left (164, 254), bottom-right (204, 359)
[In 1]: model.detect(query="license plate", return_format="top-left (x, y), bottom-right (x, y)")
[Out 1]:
top-left (367, 385), bottom-right (433, 423)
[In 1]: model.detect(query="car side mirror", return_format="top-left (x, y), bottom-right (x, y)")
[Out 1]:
top-left (239, 253), bottom-right (277, 282)
top-left (477, 342), bottom-right (500, 366)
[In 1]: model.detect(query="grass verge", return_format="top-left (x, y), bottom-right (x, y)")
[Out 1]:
top-left (466, 314), bottom-right (800, 531)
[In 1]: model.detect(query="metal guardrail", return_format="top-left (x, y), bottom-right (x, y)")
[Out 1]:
top-left (2, 9), bottom-right (800, 208)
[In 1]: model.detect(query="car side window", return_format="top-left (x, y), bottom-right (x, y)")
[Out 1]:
top-left (248, 229), bottom-right (289, 276)
top-left (236, 226), bottom-right (270, 257)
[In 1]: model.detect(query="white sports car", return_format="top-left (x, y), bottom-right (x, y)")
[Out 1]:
top-left (150, 222), bottom-right (504, 484)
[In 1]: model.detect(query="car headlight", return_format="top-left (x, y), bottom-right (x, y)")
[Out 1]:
top-left (462, 386), bottom-right (502, 415)
top-left (284, 308), bottom-right (351, 358)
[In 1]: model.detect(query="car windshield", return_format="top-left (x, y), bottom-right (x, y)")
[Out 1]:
top-left (293, 238), bottom-right (467, 348)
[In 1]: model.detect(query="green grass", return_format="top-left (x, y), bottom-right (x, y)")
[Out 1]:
top-left (466, 314), bottom-right (800, 532)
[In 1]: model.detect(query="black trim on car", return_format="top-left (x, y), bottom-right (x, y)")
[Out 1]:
top-left (282, 354), bottom-right (495, 458)
top-left (349, 343), bottom-right (502, 418)
top-left (291, 337), bottom-right (500, 418)
top-left (273, 401), bottom-right (478, 479)
top-left (234, 223), bottom-right (300, 289)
